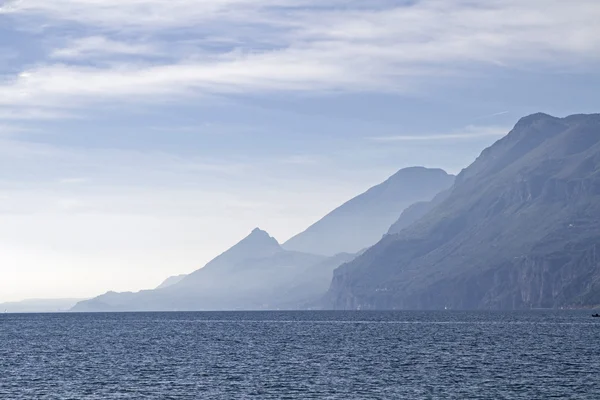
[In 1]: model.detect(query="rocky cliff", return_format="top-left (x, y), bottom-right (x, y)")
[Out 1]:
top-left (325, 113), bottom-right (600, 310)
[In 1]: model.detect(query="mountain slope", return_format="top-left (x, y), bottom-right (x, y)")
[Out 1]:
top-left (72, 229), bottom-right (349, 312)
top-left (283, 167), bottom-right (455, 256)
top-left (387, 189), bottom-right (451, 235)
top-left (326, 113), bottom-right (600, 310)
top-left (156, 274), bottom-right (187, 289)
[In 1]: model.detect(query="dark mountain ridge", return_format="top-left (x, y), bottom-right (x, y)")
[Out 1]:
top-left (326, 113), bottom-right (600, 310)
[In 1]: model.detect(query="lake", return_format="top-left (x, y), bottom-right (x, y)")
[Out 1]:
top-left (1, 311), bottom-right (599, 399)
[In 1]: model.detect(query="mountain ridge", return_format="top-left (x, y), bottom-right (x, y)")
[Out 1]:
top-left (283, 167), bottom-right (455, 256)
top-left (72, 228), bottom-right (346, 312)
top-left (72, 166), bottom-right (456, 312)
top-left (325, 113), bottom-right (600, 310)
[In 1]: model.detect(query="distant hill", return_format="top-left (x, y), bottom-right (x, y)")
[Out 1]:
top-left (326, 113), bottom-right (600, 310)
top-left (72, 229), bottom-right (354, 312)
top-left (283, 167), bottom-right (455, 256)
top-left (1, 298), bottom-right (86, 313)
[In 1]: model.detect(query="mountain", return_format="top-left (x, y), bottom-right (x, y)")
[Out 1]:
top-left (273, 252), bottom-right (357, 309)
top-left (156, 274), bottom-right (187, 289)
top-left (387, 189), bottom-right (451, 235)
top-left (326, 113), bottom-right (600, 310)
top-left (176, 228), bottom-right (284, 283)
top-left (283, 167), bottom-right (455, 256)
top-left (1, 298), bottom-right (86, 313)
top-left (72, 229), bottom-right (352, 312)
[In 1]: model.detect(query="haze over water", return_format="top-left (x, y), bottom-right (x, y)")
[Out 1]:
top-left (1, 311), bottom-right (599, 399)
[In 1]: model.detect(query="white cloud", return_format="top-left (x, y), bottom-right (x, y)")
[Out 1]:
top-left (51, 36), bottom-right (159, 59)
top-left (0, 0), bottom-right (599, 112)
top-left (0, 56), bottom-right (353, 108)
top-left (369, 125), bottom-right (510, 142)
top-left (0, 0), bottom-right (347, 29)
top-left (473, 111), bottom-right (510, 121)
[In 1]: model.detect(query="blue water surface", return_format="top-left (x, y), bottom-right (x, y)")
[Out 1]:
top-left (1, 311), bottom-right (599, 399)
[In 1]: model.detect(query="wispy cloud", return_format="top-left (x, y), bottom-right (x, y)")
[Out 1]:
top-left (0, 124), bottom-right (34, 136)
top-left (0, 135), bottom-right (257, 189)
top-left (473, 111), bottom-right (510, 121)
top-left (278, 155), bottom-right (323, 166)
top-left (148, 122), bottom-right (263, 135)
top-left (369, 125), bottom-right (510, 142)
top-left (51, 37), bottom-right (159, 60)
top-left (0, 0), bottom-right (599, 114)
top-left (0, 0), bottom-right (365, 29)
top-left (0, 107), bottom-right (73, 120)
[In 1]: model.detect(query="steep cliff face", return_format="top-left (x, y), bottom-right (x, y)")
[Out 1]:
top-left (326, 113), bottom-right (600, 310)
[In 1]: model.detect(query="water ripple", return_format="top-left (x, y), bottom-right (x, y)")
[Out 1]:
top-left (0, 311), bottom-right (599, 399)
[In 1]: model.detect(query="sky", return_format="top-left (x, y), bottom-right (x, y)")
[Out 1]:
top-left (1, 0), bottom-right (599, 302)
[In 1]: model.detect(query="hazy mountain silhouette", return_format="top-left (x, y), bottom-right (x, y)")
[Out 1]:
top-left (156, 274), bottom-right (187, 289)
top-left (387, 189), bottom-right (451, 235)
top-left (72, 229), bottom-right (352, 311)
top-left (1, 298), bottom-right (86, 313)
top-left (177, 228), bottom-right (284, 282)
top-left (326, 113), bottom-right (600, 310)
top-left (283, 167), bottom-right (455, 256)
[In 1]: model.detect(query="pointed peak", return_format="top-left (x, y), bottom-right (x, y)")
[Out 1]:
top-left (197, 227), bottom-right (283, 273)
top-left (250, 227), bottom-right (268, 236)
top-left (246, 227), bottom-right (278, 242)
top-left (236, 227), bottom-right (281, 252)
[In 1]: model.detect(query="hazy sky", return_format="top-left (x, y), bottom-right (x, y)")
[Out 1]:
top-left (1, 0), bottom-right (599, 302)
